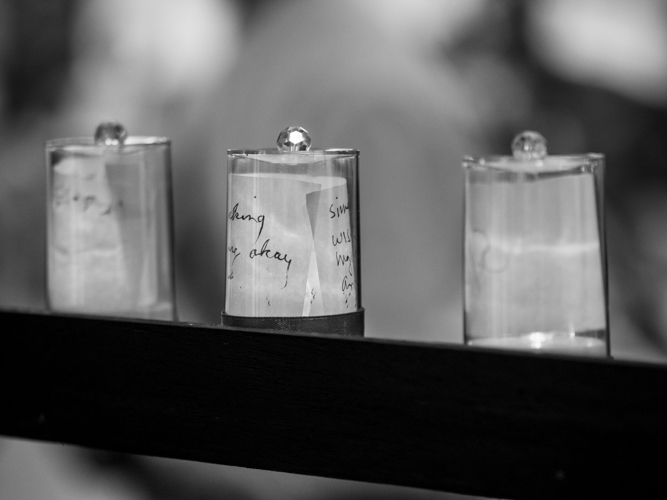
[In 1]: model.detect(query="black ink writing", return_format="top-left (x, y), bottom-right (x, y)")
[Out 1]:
top-left (342, 275), bottom-right (354, 293)
top-left (71, 193), bottom-right (114, 216)
top-left (249, 239), bottom-right (292, 288)
top-left (329, 201), bottom-right (349, 219)
top-left (229, 203), bottom-right (265, 244)
top-left (342, 275), bottom-right (355, 309)
top-left (331, 229), bottom-right (351, 247)
top-left (336, 251), bottom-right (353, 276)
top-left (227, 245), bottom-right (241, 279)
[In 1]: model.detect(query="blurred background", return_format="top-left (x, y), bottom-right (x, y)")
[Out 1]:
top-left (1, 0), bottom-right (667, 498)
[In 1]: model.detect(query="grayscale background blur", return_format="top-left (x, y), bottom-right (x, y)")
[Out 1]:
top-left (1, 1), bottom-right (667, 499)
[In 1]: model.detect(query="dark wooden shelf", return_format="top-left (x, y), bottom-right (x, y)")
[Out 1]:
top-left (1, 309), bottom-right (666, 499)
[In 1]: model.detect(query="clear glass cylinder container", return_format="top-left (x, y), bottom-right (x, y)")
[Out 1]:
top-left (463, 149), bottom-right (608, 356)
top-left (224, 147), bottom-right (362, 335)
top-left (46, 136), bottom-right (176, 320)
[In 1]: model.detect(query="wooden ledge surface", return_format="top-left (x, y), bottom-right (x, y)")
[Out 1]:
top-left (1, 309), bottom-right (666, 499)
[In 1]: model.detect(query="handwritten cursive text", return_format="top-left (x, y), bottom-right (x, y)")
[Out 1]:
top-left (249, 239), bottom-right (292, 288)
top-left (229, 203), bottom-right (265, 243)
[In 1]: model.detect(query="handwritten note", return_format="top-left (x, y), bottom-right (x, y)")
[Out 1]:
top-left (49, 156), bottom-right (133, 311)
top-left (226, 172), bottom-right (357, 317)
top-left (307, 182), bottom-right (357, 314)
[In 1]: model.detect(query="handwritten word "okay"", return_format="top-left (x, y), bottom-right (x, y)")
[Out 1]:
top-left (250, 239), bottom-right (292, 288)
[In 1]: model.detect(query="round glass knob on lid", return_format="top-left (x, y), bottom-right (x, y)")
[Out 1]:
top-left (511, 130), bottom-right (547, 160)
top-left (276, 126), bottom-right (312, 152)
top-left (94, 121), bottom-right (128, 146)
